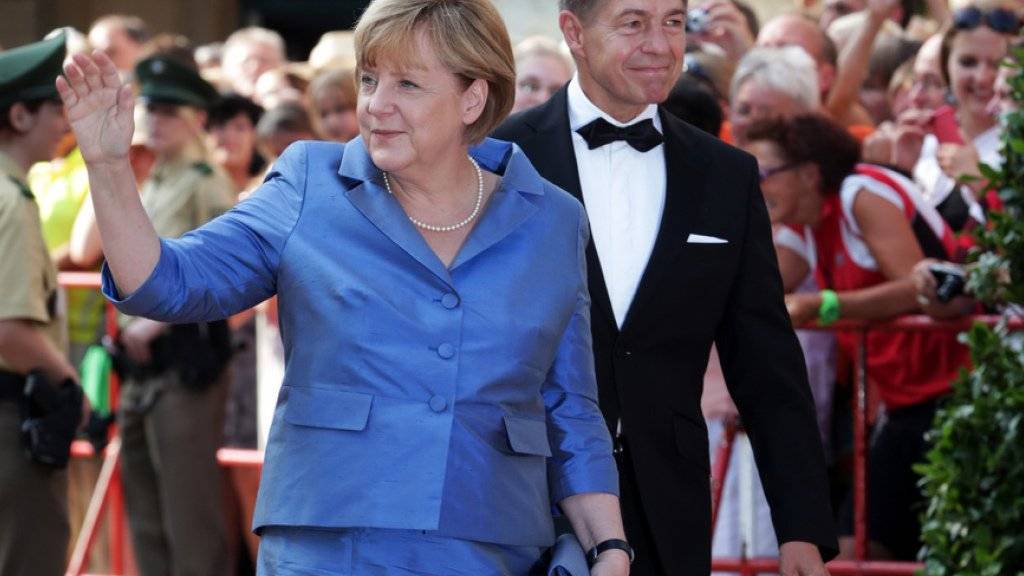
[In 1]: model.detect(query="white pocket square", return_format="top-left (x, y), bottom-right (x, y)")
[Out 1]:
top-left (687, 233), bottom-right (728, 244)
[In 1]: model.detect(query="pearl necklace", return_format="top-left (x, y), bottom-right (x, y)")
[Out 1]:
top-left (383, 156), bottom-right (484, 233)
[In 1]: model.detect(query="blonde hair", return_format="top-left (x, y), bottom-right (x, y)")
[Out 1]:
top-left (309, 67), bottom-right (357, 108)
top-left (354, 0), bottom-right (515, 143)
top-left (309, 31), bottom-right (357, 71)
top-left (514, 35), bottom-right (573, 72)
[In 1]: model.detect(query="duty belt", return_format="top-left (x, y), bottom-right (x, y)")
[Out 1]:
top-left (0, 370), bottom-right (26, 402)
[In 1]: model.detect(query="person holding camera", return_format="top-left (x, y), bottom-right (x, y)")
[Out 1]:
top-left (0, 32), bottom-right (90, 576)
top-left (742, 113), bottom-right (968, 560)
top-left (108, 53), bottom-right (237, 576)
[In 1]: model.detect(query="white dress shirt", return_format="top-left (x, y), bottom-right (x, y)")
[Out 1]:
top-left (567, 76), bottom-right (666, 328)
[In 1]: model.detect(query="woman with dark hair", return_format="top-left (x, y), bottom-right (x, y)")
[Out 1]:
top-left (206, 93), bottom-right (266, 194)
top-left (743, 113), bottom-right (965, 561)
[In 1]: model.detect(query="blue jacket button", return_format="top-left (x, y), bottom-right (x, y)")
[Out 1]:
top-left (441, 293), bottom-right (460, 309)
top-left (429, 395), bottom-right (448, 413)
top-left (437, 342), bottom-right (455, 359)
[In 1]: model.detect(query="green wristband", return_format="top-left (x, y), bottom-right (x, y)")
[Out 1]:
top-left (818, 289), bottom-right (840, 326)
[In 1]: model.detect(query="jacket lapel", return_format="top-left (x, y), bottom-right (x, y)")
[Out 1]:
top-left (339, 139), bottom-right (453, 287)
top-left (450, 143), bottom-right (543, 270)
top-left (619, 111), bottom-right (711, 336)
top-left (517, 89), bottom-right (618, 334)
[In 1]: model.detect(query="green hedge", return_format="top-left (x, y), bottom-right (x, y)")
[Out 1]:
top-left (916, 45), bottom-right (1024, 576)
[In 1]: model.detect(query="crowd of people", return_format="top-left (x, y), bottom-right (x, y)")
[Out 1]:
top-left (0, 0), bottom-right (1021, 574)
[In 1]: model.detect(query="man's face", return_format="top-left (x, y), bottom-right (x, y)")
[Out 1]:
top-left (88, 24), bottom-right (142, 73)
top-left (757, 16), bottom-right (832, 97)
top-left (223, 41), bottom-right (285, 97)
top-left (563, 0), bottom-right (686, 120)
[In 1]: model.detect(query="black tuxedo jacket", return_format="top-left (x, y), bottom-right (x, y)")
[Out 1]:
top-left (493, 89), bottom-right (838, 573)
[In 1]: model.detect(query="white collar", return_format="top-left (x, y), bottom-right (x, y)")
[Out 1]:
top-left (566, 74), bottom-right (662, 133)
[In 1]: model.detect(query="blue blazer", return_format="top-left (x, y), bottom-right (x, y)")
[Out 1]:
top-left (103, 137), bottom-right (618, 547)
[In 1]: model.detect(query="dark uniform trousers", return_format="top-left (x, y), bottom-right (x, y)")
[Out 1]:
top-left (119, 369), bottom-right (230, 576)
top-left (0, 401), bottom-right (69, 576)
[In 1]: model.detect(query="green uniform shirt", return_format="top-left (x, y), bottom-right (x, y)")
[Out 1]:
top-left (0, 151), bottom-right (67, 372)
top-left (29, 147), bottom-right (105, 346)
top-left (141, 151), bottom-right (235, 238)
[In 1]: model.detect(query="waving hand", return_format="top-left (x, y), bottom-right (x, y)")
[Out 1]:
top-left (56, 51), bottom-right (135, 166)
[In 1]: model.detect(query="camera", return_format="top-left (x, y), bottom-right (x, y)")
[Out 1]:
top-left (929, 263), bottom-right (967, 304)
top-left (686, 8), bottom-right (710, 33)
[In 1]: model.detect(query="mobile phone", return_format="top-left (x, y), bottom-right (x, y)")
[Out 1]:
top-left (929, 262), bottom-right (966, 303)
top-left (686, 8), bottom-right (710, 33)
top-left (929, 105), bottom-right (964, 145)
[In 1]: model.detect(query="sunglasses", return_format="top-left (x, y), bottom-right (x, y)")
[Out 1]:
top-left (953, 7), bottom-right (1021, 34)
top-left (758, 163), bottom-right (797, 182)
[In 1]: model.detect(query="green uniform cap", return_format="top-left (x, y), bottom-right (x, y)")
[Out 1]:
top-left (0, 31), bottom-right (66, 108)
top-left (135, 55), bottom-right (220, 109)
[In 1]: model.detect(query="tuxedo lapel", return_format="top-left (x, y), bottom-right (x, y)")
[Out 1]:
top-left (619, 111), bottom-right (712, 336)
top-left (519, 89), bottom-right (618, 334)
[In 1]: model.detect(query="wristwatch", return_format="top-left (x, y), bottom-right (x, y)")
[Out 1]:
top-left (586, 538), bottom-right (635, 566)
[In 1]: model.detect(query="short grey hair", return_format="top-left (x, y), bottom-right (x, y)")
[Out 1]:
top-left (558, 0), bottom-right (607, 23)
top-left (223, 27), bottom-right (286, 61)
top-left (730, 45), bottom-right (819, 110)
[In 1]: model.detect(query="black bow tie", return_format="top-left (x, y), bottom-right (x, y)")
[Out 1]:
top-left (576, 117), bottom-right (664, 152)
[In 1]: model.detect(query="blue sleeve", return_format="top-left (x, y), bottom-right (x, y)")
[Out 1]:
top-left (102, 141), bottom-right (309, 322)
top-left (544, 202), bottom-right (619, 504)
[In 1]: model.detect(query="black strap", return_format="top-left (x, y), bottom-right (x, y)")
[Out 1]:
top-left (576, 117), bottom-right (664, 152)
top-left (0, 370), bottom-right (26, 401)
top-left (586, 538), bottom-right (635, 566)
top-left (6, 176), bottom-right (34, 199)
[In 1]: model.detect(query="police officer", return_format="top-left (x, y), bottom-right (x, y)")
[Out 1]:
top-left (114, 53), bottom-right (236, 576)
top-left (0, 33), bottom-right (85, 576)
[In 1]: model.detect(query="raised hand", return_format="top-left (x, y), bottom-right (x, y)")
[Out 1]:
top-left (867, 0), bottom-right (902, 21)
top-left (56, 51), bottom-right (135, 166)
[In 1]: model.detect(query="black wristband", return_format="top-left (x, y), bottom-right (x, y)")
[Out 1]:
top-left (586, 538), bottom-right (634, 566)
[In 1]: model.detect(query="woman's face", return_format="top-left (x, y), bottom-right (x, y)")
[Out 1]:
top-left (948, 27), bottom-right (1008, 123)
top-left (512, 54), bottom-right (571, 113)
top-left (314, 87), bottom-right (358, 143)
top-left (357, 29), bottom-right (486, 175)
top-left (744, 139), bottom-right (820, 226)
top-left (207, 112), bottom-right (257, 173)
top-left (19, 100), bottom-right (70, 164)
top-left (143, 102), bottom-right (198, 156)
top-left (907, 36), bottom-right (947, 113)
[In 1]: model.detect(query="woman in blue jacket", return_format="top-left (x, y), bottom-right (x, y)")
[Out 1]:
top-left (58, 0), bottom-right (630, 574)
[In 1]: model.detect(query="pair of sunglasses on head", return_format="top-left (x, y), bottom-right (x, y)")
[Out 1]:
top-left (953, 6), bottom-right (1021, 35)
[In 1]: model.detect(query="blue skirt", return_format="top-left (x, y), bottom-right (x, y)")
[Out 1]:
top-left (257, 526), bottom-right (545, 575)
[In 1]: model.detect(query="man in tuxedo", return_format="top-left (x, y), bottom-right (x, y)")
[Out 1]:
top-left (493, 1), bottom-right (837, 574)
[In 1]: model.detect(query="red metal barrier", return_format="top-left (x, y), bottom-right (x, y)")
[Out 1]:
top-left (60, 272), bottom-right (1018, 576)
top-left (710, 314), bottom-right (1022, 575)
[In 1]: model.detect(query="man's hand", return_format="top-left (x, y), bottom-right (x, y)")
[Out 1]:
top-left (590, 549), bottom-right (630, 576)
top-left (779, 541), bottom-right (829, 576)
top-left (690, 0), bottom-right (755, 61)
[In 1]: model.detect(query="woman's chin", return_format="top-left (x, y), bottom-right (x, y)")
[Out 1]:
top-left (368, 148), bottom-right (411, 174)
